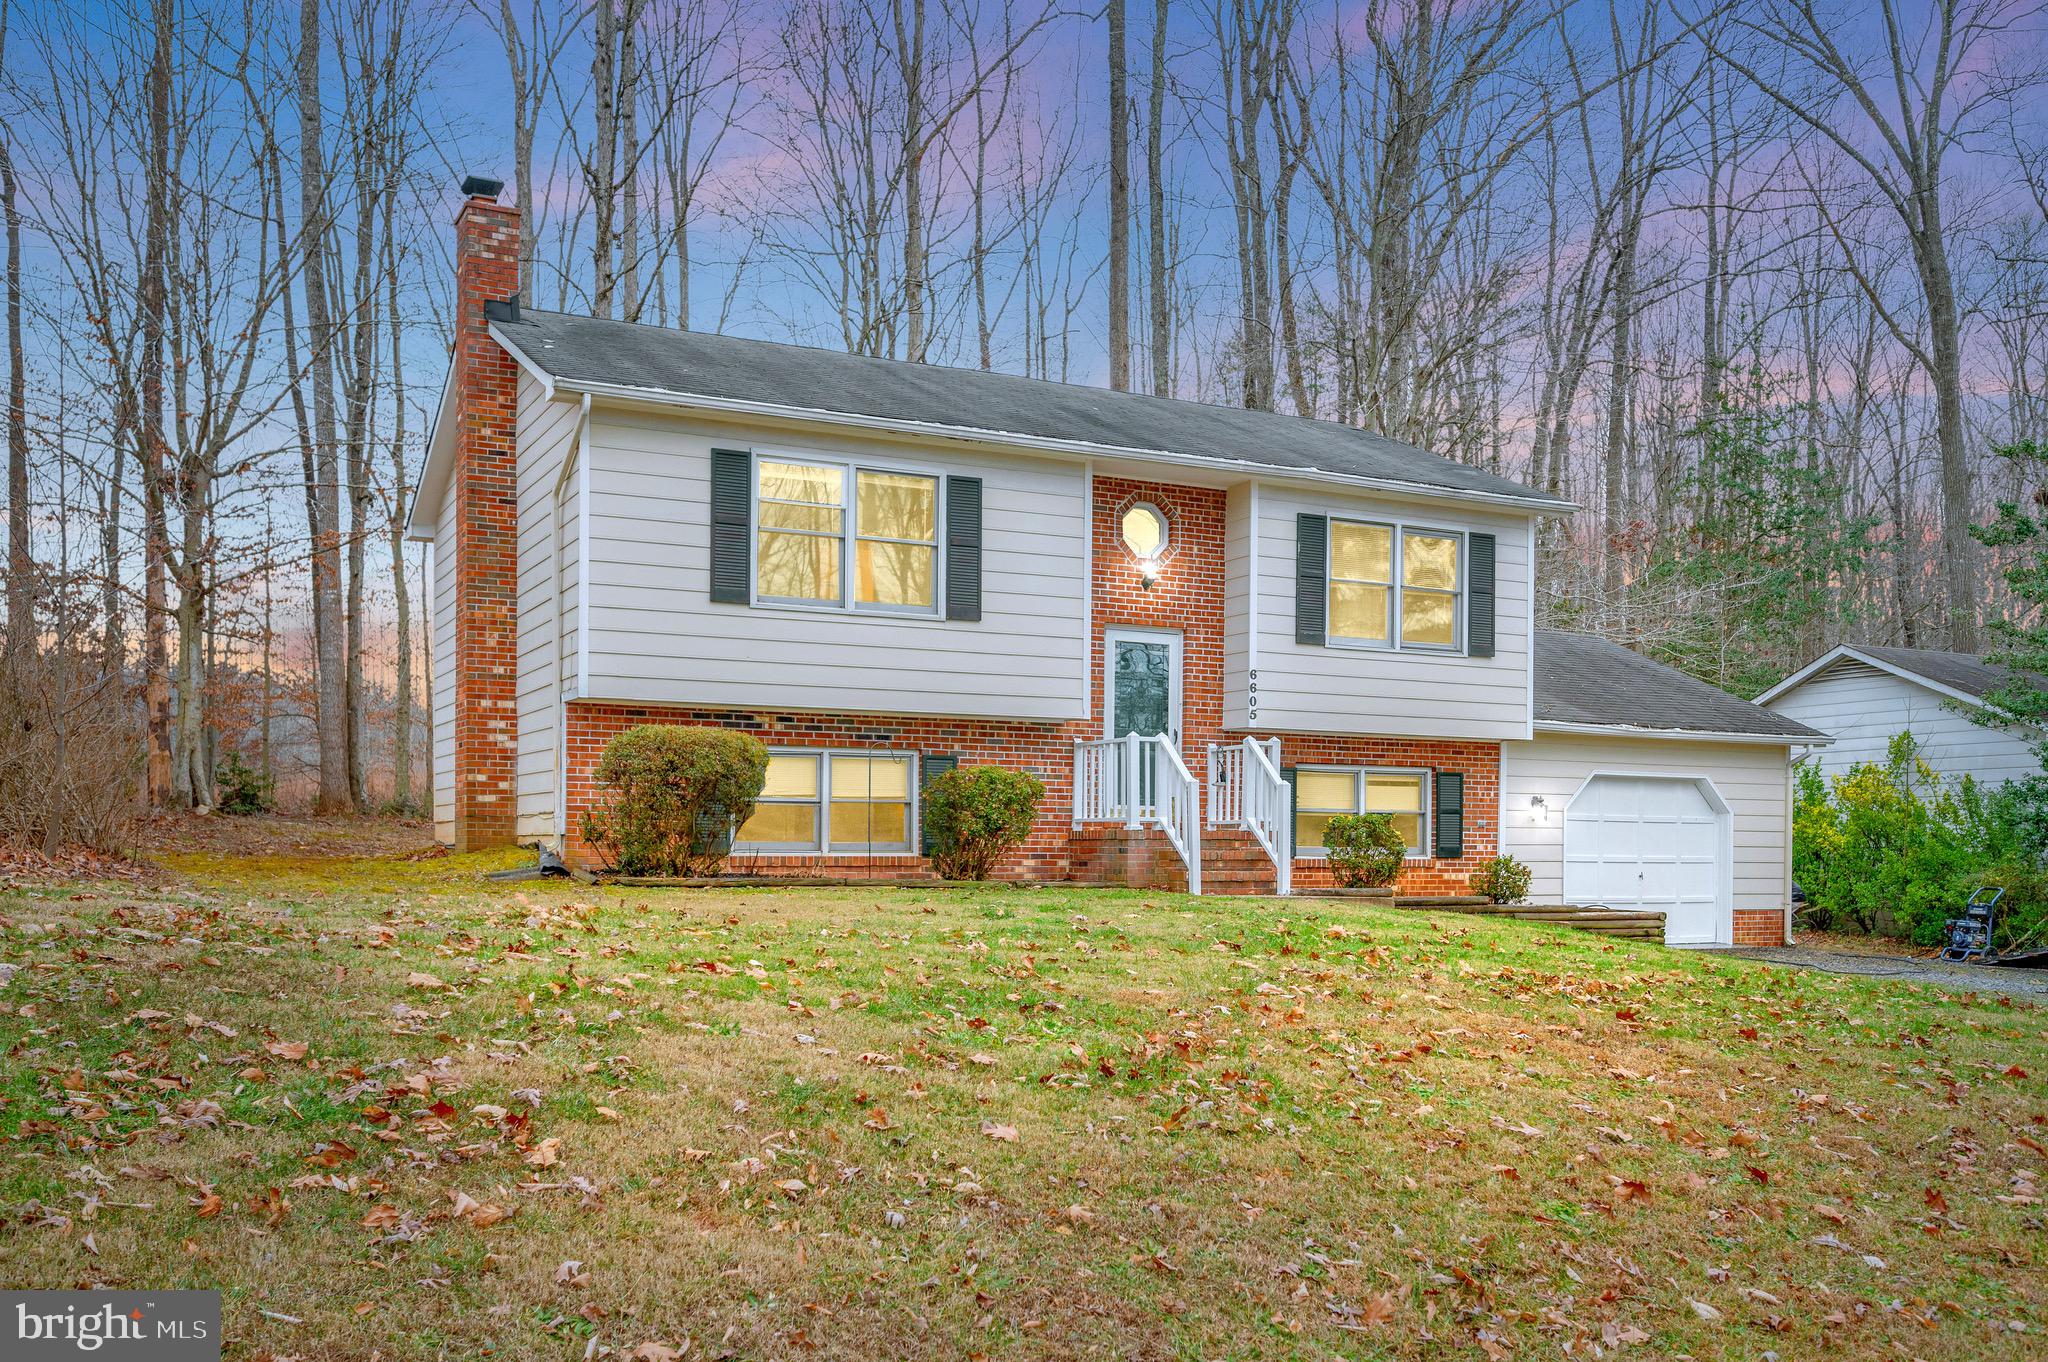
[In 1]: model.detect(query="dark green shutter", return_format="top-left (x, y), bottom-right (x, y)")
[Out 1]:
top-left (1433, 770), bottom-right (1464, 860)
top-left (918, 754), bottom-right (959, 855)
top-left (1295, 514), bottom-right (1327, 645)
top-left (1281, 767), bottom-right (1297, 857)
top-left (709, 448), bottom-right (752, 604)
top-left (945, 477), bottom-right (982, 621)
top-left (1466, 532), bottom-right (1495, 657)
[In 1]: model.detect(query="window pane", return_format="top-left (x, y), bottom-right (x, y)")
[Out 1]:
top-left (1329, 582), bottom-right (1390, 642)
top-left (758, 531), bottom-right (841, 602)
top-left (1401, 589), bottom-right (1457, 646)
top-left (738, 802), bottom-right (817, 846)
top-left (1365, 774), bottom-right (1423, 813)
top-left (1403, 532), bottom-right (1459, 590)
top-left (1294, 811), bottom-right (1337, 850)
top-left (1331, 522), bottom-right (1392, 582)
top-left (830, 800), bottom-right (910, 846)
top-left (759, 461), bottom-right (843, 506)
top-left (760, 500), bottom-right (842, 534)
top-left (1121, 504), bottom-right (1167, 557)
top-left (855, 541), bottom-right (935, 608)
top-left (761, 754), bottom-right (820, 799)
top-left (1388, 813), bottom-right (1421, 851)
top-left (1296, 770), bottom-right (1357, 812)
top-left (830, 756), bottom-right (911, 800)
top-left (856, 471), bottom-right (936, 542)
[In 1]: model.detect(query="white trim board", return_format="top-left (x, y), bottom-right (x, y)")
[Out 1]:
top-left (1536, 720), bottom-right (1831, 748)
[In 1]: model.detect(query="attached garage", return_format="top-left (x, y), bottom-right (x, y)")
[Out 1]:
top-left (1562, 773), bottom-right (1728, 945)
top-left (1505, 633), bottom-right (1828, 947)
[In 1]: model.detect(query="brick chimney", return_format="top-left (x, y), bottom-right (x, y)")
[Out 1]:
top-left (450, 177), bottom-right (520, 851)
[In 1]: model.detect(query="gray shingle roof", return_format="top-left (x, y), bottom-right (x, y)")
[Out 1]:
top-left (485, 306), bottom-right (1569, 508)
top-left (1536, 631), bottom-right (1824, 740)
top-left (1847, 645), bottom-right (2009, 700)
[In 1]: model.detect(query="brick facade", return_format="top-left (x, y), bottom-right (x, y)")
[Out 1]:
top-left (449, 192), bottom-right (522, 851)
top-left (557, 473), bottom-right (1500, 895)
top-left (1731, 909), bottom-right (1785, 947)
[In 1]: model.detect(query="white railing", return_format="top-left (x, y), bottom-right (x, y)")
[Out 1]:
top-left (1207, 736), bottom-right (1291, 895)
top-left (1073, 733), bottom-right (1202, 895)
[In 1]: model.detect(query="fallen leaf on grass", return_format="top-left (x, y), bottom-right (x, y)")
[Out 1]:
top-left (265, 1040), bottom-right (309, 1062)
top-left (624, 1343), bottom-right (687, 1362)
top-left (1688, 1299), bottom-right (1723, 1322)
top-left (405, 972), bottom-right (447, 991)
top-left (554, 1260), bottom-right (590, 1288)
top-left (981, 1122), bottom-right (1018, 1142)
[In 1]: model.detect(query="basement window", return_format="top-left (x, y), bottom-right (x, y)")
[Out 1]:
top-left (1294, 767), bottom-right (1428, 858)
top-left (735, 751), bottom-right (917, 854)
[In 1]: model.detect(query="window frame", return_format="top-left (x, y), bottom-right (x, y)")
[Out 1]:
top-left (749, 451), bottom-right (947, 619)
top-left (734, 748), bottom-right (922, 856)
top-left (1323, 517), bottom-right (1467, 655)
top-left (1292, 765), bottom-right (1432, 859)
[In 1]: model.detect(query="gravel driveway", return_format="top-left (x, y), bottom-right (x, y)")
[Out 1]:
top-left (1728, 944), bottom-right (2048, 997)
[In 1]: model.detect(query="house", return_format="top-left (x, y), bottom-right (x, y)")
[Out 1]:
top-left (1758, 644), bottom-right (2039, 790)
top-left (406, 180), bottom-right (1825, 947)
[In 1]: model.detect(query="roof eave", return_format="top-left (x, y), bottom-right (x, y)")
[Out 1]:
top-left (490, 328), bottom-right (1577, 517)
top-left (1534, 718), bottom-right (1833, 747)
top-left (404, 366), bottom-right (459, 542)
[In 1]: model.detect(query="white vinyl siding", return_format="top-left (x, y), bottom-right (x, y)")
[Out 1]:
top-left (1764, 662), bottom-right (2037, 790)
top-left (431, 488), bottom-right (456, 845)
top-left (516, 374), bottom-right (582, 842)
top-left (1249, 485), bottom-right (1535, 740)
top-left (581, 409), bottom-right (1088, 719)
top-left (1502, 733), bottom-right (1792, 917)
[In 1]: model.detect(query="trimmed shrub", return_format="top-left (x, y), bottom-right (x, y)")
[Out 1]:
top-left (1323, 812), bottom-right (1406, 888)
top-left (921, 765), bottom-right (1043, 881)
top-left (1469, 854), bottom-right (1532, 904)
top-left (579, 725), bottom-right (768, 876)
top-left (215, 752), bottom-right (276, 816)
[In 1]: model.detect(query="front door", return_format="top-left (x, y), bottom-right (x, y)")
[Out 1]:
top-left (1104, 628), bottom-right (1183, 810)
top-left (1105, 628), bottom-right (1182, 742)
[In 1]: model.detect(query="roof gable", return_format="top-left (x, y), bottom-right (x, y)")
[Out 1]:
top-left (1756, 644), bottom-right (2012, 709)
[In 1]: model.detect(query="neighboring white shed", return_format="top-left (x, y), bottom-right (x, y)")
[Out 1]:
top-left (1756, 645), bottom-right (2038, 790)
top-left (1506, 632), bottom-right (1828, 947)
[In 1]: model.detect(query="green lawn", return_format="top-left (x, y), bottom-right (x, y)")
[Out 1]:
top-left (1, 823), bottom-right (2042, 1360)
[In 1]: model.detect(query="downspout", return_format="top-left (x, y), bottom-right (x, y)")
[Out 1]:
top-left (553, 394), bottom-right (593, 851)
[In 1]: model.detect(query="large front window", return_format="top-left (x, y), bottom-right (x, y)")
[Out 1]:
top-left (755, 457), bottom-right (940, 613)
top-left (1295, 768), bottom-right (1428, 857)
top-left (1327, 519), bottom-right (1463, 650)
top-left (736, 751), bottom-right (917, 853)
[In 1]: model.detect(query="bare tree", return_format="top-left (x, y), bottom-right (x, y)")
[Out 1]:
top-left (1715, 0), bottom-right (2048, 649)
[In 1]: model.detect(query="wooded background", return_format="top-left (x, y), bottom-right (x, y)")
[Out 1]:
top-left (1, 0), bottom-right (2044, 826)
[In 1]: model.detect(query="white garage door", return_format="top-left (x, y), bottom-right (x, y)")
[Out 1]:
top-left (1564, 775), bottom-right (1725, 945)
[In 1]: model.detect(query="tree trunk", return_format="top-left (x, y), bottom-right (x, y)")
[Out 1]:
top-left (1107, 0), bottom-right (1130, 391)
top-left (619, 2), bottom-right (642, 321)
top-left (1146, 0), bottom-right (1169, 396)
top-left (590, 0), bottom-right (618, 317)
top-left (141, 0), bottom-right (174, 808)
top-left (1, 136), bottom-right (27, 652)
top-left (1918, 227), bottom-right (1975, 650)
top-left (299, 0), bottom-right (350, 814)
